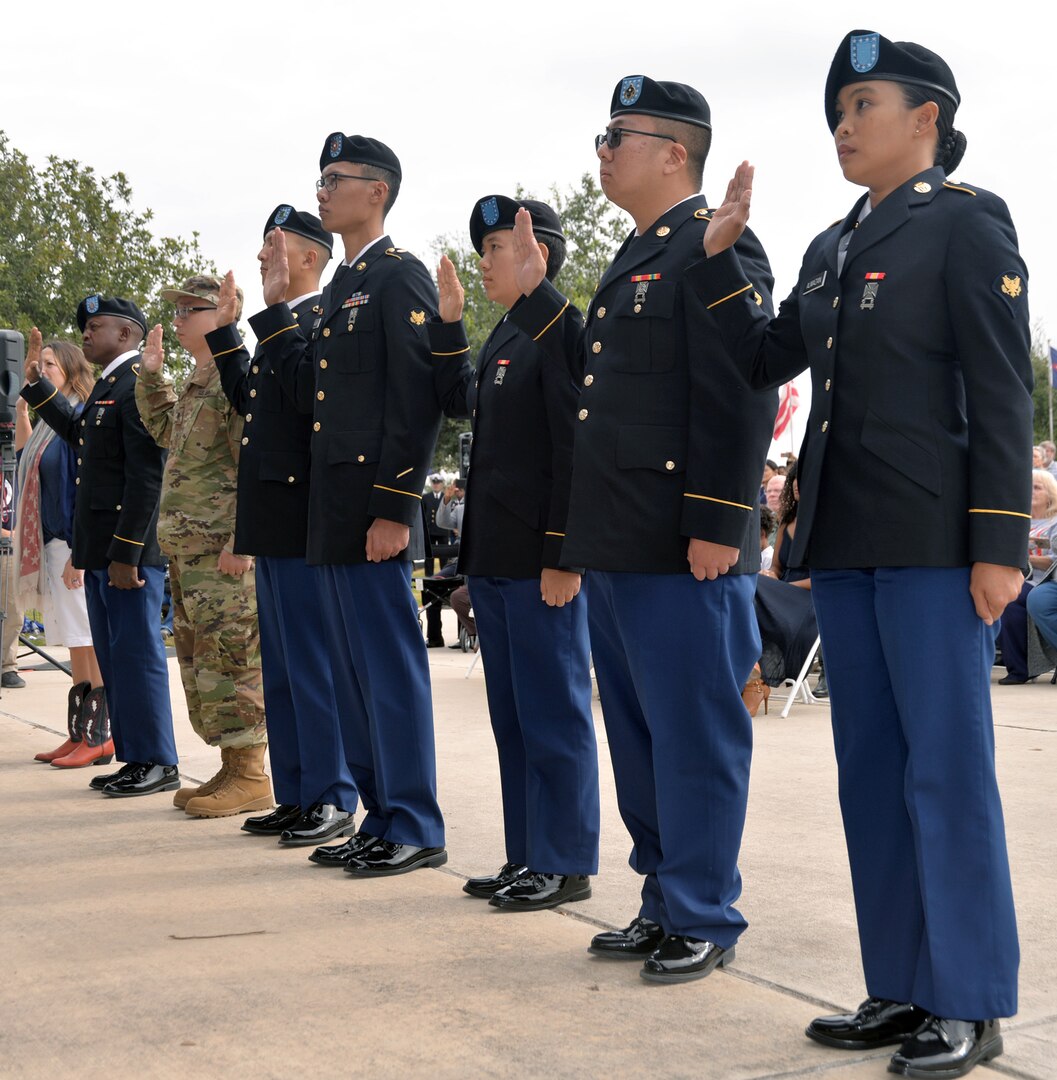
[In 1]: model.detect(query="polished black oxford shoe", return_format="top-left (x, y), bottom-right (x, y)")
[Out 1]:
top-left (640, 935), bottom-right (735, 983)
top-left (888, 1018), bottom-right (1002, 1078)
top-left (463, 861), bottom-right (529, 898)
top-left (278, 803), bottom-right (355, 846)
top-left (308, 831), bottom-right (379, 867)
top-left (588, 916), bottom-right (666, 959)
top-left (101, 762), bottom-right (180, 798)
top-left (242, 803), bottom-right (303, 835)
top-left (343, 840), bottom-right (448, 877)
top-left (807, 997), bottom-right (929, 1050)
top-left (90, 761), bottom-right (138, 791)
top-left (489, 872), bottom-right (591, 911)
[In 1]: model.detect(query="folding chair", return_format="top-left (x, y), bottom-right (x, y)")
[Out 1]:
top-left (778, 635), bottom-right (828, 718)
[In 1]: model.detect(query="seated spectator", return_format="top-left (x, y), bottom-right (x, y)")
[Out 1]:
top-left (759, 506), bottom-right (776, 572)
top-left (448, 585), bottom-right (478, 651)
top-left (760, 459), bottom-right (778, 506)
top-left (1042, 441), bottom-right (1057, 479)
top-left (767, 462), bottom-right (810, 588)
top-left (996, 469), bottom-right (1057, 684)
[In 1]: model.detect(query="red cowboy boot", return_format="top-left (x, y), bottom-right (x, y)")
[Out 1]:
top-left (35, 681), bottom-right (91, 762)
top-left (52, 686), bottom-right (114, 768)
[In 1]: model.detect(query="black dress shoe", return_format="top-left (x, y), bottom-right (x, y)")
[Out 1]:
top-left (101, 762), bottom-right (180, 798)
top-left (343, 840), bottom-right (448, 877)
top-left (998, 673), bottom-right (1030, 685)
top-left (242, 803), bottom-right (303, 835)
top-left (489, 872), bottom-right (591, 911)
top-left (463, 862), bottom-right (529, 898)
top-left (640, 935), bottom-right (735, 983)
top-left (308, 831), bottom-right (379, 867)
top-left (90, 761), bottom-right (138, 791)
top-left (588, 916), bottom-right (665, 959)
top-left (278, 803), bottom-right (356, 846)
top-left (888, 1018), bottom-right (1002, 1078)
top-left (807, 997), bottom-right (929, 1050)
top-left (426, 639), bottom-right (445, 648)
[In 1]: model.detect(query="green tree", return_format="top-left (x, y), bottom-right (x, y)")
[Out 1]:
top-left (1031, 325), bottom-right (1055, 445)
top-left (0, 130), bottom-right (214, 384)
top-left (430, 173), bottom-right (627, 469)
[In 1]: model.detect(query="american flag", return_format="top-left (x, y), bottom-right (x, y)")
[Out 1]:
top-left (773, 381), bottom-right (800, 440)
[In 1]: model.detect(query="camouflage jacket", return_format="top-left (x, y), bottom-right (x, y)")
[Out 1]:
top-left (135, 359), bottom-right (244, 556)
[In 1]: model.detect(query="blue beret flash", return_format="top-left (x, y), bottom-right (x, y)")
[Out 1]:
top-left (274, 205), bottom-right (292, 225)
top-left (329, 133), bottom-right (343, 159)
top-left (86, 295), bottom-right (100, 315)
top-left (480, 197), bottom-right (500, 227)
top-left (850, 32), bottom-right (880, 73)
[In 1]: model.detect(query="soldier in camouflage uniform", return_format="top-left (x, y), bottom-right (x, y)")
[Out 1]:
top-left (135, 275), bottom-right (272, 819)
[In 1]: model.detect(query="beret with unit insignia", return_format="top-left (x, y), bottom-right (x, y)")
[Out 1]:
top-left (264, 204), bottom-right (333, 255)
top-left (825, 30), bottom-right (960, 133)
top-left (610, 74), bottom-right (711, 130)
top-left (76, 295), bottom-right (147, 335)
top-left (320, 132), bottom-right (401, 179)
top-left (469, 194), bottom-right (565, 256)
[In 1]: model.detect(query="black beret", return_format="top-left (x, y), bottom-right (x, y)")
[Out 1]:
top-left (469, 195), bottom-right (564, 257)
top-left (263, 204), bottom-right (333, 255)
top-left (319, 133), bottom-right (401, 180)
top-left (76, 295), bottom-right (147, 336)
top-left (825, 30), bottom-right (960, 132)
top-left (610, 75), bottom-right (711, 131)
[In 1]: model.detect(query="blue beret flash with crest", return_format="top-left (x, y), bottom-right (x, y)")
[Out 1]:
top-left (329, 133), bottom-right (343, 159)
top-left (274, 205), bottom-right (292, 226)
top-left (86, 295), bottom-right (100, 315)
top-left (620, 76), bottom-right (644, 105)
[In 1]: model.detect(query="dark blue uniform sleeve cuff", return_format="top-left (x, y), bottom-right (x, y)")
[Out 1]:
top-left (205, 322), bottom-right (245, 361)
top-left (248, 303), bottom-right (298, 345)
top-left (683, 247), bottom-right (754, 311)
top-left (427, 320), bottom-right (471, 359)
top-left (507, 279), bottom-right (570, 342)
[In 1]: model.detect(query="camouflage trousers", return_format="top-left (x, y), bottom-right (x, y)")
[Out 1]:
top-left (169, 551), bottom-right (266, 749)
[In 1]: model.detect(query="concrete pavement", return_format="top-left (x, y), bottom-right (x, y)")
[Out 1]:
top-left (1, 610), bottom-right (1054, 1079)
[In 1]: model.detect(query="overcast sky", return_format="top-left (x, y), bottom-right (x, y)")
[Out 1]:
top-left (4, 0), bottom-right (1053, 459)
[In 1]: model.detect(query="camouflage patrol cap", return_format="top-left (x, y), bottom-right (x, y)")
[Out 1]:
top-left (160, 274), bottom-right (244, 320)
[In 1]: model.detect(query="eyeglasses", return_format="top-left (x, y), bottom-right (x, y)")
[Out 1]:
top-left (594, 127), bottom-right (677, 152)
top-left (174, 305), bottom-right (214, 318)
top-left (316, 172), bottom-right (378, 192)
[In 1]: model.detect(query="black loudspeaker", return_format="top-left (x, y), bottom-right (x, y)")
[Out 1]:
top-left (0, 330), bottom-right (24, 441)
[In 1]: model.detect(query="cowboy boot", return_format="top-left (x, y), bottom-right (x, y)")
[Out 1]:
top-left (36, 681), bottom-right (92, 762)
top-left (185, 744), bottom-right (274, 818)
top-left (53, 686), bottom-right (115, 768)
top-left (173, 747), bottom-right (231, 810)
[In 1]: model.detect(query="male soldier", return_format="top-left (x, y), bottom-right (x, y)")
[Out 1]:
top-left (229, 133), bottom-right (446, 876)
top-left (136, 276), bottom-right (272, 819)
top-left (22, 297), bottom-right (177, 796)
top-left (206, 205), bottom-right (358, 847)
top-left (507, 77), bottom-right (777, 979)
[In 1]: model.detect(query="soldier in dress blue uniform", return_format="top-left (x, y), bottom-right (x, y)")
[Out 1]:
top-left (206, 205), bottom-right (359, 847)
top-left (228, 134), bottom-right (447, 877)
top-left (507, 77), bottom-right (777, 979)
top-left (22, 297), bottom-right (178, 797)
top-left (430, 195), bottom-right (600, 911)
top-left (694, 30), bottom-right (1030, 1078)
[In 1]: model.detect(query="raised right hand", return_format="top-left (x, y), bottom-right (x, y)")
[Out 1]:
top-left (512, 208), bottom-right (547, 297)
top-left (262, 229), bottom-right (290, 306)
top-left (140, 325), bottom-right (165, 373)
top-left (25, 326), bottom-right (42, 381)
top-left (437, 255), bottom-right (465, 324)
top-left (216, 270), bottom-right (240, 327)
top-left (703, 161), bottom-right (754, 258)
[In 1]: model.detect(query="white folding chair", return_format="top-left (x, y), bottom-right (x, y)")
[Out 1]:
top-left (778, 635), bottom-right (828, 718)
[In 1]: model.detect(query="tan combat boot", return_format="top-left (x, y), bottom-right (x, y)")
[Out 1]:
top-left (173, 747), bottom-right (230, 810)
top-left (184, 744), bottom-right (273, 818)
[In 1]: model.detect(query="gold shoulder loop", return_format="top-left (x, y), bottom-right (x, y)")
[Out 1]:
top-left (385, 247), bottom-right (403, 260)
top-left (828, 218), bottom-right (843, 229)
top-left (942, 181), bottom-right (977, 196)
top-left (131, 363), bottom-right (141, 376)
top-left (694, 208), bottom-right (713, 220)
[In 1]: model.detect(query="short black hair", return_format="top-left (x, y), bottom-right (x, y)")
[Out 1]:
top-left (359, 163), bottom-right (401, 216)
top-left (759, 506), bottom-right (777, 536)
top-left (544, 234), bottom-right (567, 282)
top-left (663, 117), bottom-right (712, 190)
top-left (900, 84), bottom-right (966, 174)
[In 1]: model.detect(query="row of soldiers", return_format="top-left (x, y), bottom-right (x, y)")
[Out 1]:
top-left (25, 35), bottom-right (1028, 1078)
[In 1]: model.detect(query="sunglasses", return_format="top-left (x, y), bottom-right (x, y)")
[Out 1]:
top-left (595, 127), bottom-right (677, 152)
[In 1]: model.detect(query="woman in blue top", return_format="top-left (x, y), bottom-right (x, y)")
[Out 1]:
top-left (692, 30), bottom-right (1032, 1079)
top-left (17, 335), bottom-right (109, 767)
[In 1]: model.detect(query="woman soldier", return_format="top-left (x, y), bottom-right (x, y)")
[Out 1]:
top-left (691, 30), bottom-right (1031, 1079)
top-left (430, 196), bottom-right (600, 911)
